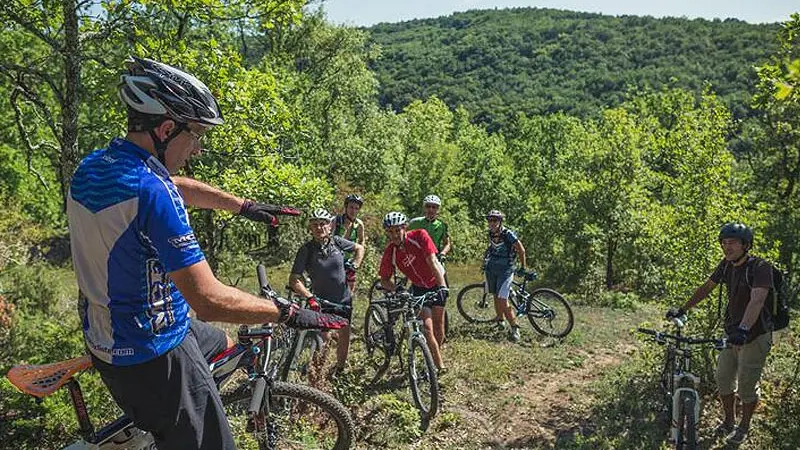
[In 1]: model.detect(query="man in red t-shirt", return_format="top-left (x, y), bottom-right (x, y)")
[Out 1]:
top-left (379, 212), bottom-right (448, 372)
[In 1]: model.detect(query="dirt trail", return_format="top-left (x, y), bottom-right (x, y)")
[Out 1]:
top-left (447, 342), bottom-right (638, 449)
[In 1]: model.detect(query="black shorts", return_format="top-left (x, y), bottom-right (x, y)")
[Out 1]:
top-left (411, 285), bottom-right (447, 308)
top-left (91, 320), bottom-right (233, 450)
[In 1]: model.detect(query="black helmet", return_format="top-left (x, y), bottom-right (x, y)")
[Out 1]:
top-left (344, 194), bottom-right (364, 206)
top-left (718, 222), bottom-right (753, 245)
top-left (119, 57), bottom-right (224, 128)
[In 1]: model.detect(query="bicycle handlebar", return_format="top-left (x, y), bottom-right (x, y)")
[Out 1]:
top-left (637, 328), bottom-right (727, 348)
top-left (370, 290), bottom-right (437, 309)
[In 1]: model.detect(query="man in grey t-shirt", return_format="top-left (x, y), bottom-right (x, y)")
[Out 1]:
top-left (290, 209), bottom-right (365, 375)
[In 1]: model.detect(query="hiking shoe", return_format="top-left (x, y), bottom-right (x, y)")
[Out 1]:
top-left (509, 326), bottom-right (521, 342)
top-left (725, 426), bottom-right (748, 445)
top-left (714, 422), bottom-right (734, 437)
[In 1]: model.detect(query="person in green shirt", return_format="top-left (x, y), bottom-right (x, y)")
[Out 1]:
top-left (408, 194), bottom-right (451, 348)
top-left (408, 195), bottom-right (451, 261)
top-left (333, 194), bottom-right (366, 293)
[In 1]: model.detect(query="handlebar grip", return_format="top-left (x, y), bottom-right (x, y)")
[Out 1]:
top-left (637, 328), bottom-right (657, 336)
top-left (256, 264), bottom-right (269, 294)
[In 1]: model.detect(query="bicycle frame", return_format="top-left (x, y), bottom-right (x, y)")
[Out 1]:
top-left (370, 292), bottom-right (433, 366)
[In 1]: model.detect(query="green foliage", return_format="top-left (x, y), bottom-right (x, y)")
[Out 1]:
top-left (366, 8), bottom-right (779, 128)
top-left (748, 13), bottom-right (800, 284)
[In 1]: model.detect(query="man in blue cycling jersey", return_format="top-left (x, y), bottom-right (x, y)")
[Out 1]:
top-left (67, 57), bottom-right (346, 450)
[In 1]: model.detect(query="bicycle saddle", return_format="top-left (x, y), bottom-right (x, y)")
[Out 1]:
top-left (7, 355), bottom-right (92, 398)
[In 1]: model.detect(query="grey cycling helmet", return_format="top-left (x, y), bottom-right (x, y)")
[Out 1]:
top-left (423, 195), bottom-right (441, 206)
top-left (486, 209), bottom-right (505, 220)
top-left (344, 194), bottom-right (364, 206)
top-left (119, 57), bottom-right (224, 128)
top-left (309, 208), bottom-right (334, 222)
top-left (719, 222), bottom-right (753, 245)
top-left (383, 212), bottom-right (408, 228)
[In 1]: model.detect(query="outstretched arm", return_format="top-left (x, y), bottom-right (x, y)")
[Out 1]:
top-left (173, 176), bottom-right (244, 212)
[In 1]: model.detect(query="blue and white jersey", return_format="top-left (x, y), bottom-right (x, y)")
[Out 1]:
top-left (67, 138), bottom-right (205, 366)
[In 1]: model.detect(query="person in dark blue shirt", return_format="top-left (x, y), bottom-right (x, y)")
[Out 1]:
top-left (68, 57), bottom-right (346, 450)
top-left (483, 210), bottom-right (527, 342)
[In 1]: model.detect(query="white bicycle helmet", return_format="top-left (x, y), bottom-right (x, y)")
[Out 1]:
top-left (309, 208), bottom-right (334, 222)
top-left (119, 56), bottom-right (224, 128)
top-left (486, 209), bottom-right (505, 220)
top-left (423, 195), bottom-right (441, 206)
top-left (383, 212), bottom-right (408, 228)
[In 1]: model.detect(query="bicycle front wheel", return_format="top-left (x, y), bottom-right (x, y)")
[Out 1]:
top-left (222, 380), bottom-right (354, 450)
top-left (675, 392), bottom-right (697, 450)
top-left (408, 335), bottom-right (440, 419)
top-left (456, 282), bottom-right (496, 323)
top-left (526, 288), bottom-right (574, 338)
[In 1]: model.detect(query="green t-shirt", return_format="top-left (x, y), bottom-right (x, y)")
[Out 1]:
top-left (408, 217), bottom-right (449, 252)
top-left (333, 214), bottom-right (362, 260)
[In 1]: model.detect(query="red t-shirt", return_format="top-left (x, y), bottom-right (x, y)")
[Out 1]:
top-left (379, 229), bottom-right (442, 289)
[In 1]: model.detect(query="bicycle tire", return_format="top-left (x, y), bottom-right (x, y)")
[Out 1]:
top-left (677, 393), bottom-right (697, 450)
top-left (408, 335), bottom-right (440, 419)
top-left (367, 278), bottom-right (383, 304)
top-left (456, 282), bottom-right (496, 323)
top-left (363, 304), bottom-right (392, 384)
top-left (221, 380), bottom-right (354, 450)
top-left (526, 288), bottom-right (574, 338)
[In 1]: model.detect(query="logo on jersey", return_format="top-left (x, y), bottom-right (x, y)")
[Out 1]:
top-left (401, 253), bottom-right (417, 268)
top-left (168, 232), bottom-right (197, 250)
top-left (141, 259), bottom-right (176, 333)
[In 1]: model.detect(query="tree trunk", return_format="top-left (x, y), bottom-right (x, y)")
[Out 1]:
top-left (605, 238), bottom-right (616, 290)
top-left (60, 0), bottom-right (81, 211)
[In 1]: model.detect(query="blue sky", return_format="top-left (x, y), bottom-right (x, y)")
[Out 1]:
top-left (320, 0), bottom-right (798, 26)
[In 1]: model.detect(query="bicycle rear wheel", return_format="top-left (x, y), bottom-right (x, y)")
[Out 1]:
top-left (367, 278), bottom-right (383, 304)
top-left (279, 331), bottom-right (325, 384)
top-left (408, 335), bottom-right (440, 419)
top-left (363, 304), bottom-right (392, 384)
top-left (526, 288), bottom-right (574, 338)
top-left (456, 282), bottom-right (496, 323)
top-left (222, 380), bottom-right (354, 450)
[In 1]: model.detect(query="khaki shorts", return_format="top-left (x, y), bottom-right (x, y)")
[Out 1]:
top-left (715, 331), bottom-right (772, 404)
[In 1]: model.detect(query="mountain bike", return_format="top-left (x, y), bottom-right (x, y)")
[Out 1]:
top-left (279, 295), bottom-right (352, 384)
top-left (456, 269), bottom-right (574, 338)
top-left (363, 290), bottom-right (440, 420)
top-left (638, 315), bottom-right (727, 450)
top-left (367, 275), bottom-right (450, 339)
top-left (6, 264), bottom-right (354, 450)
